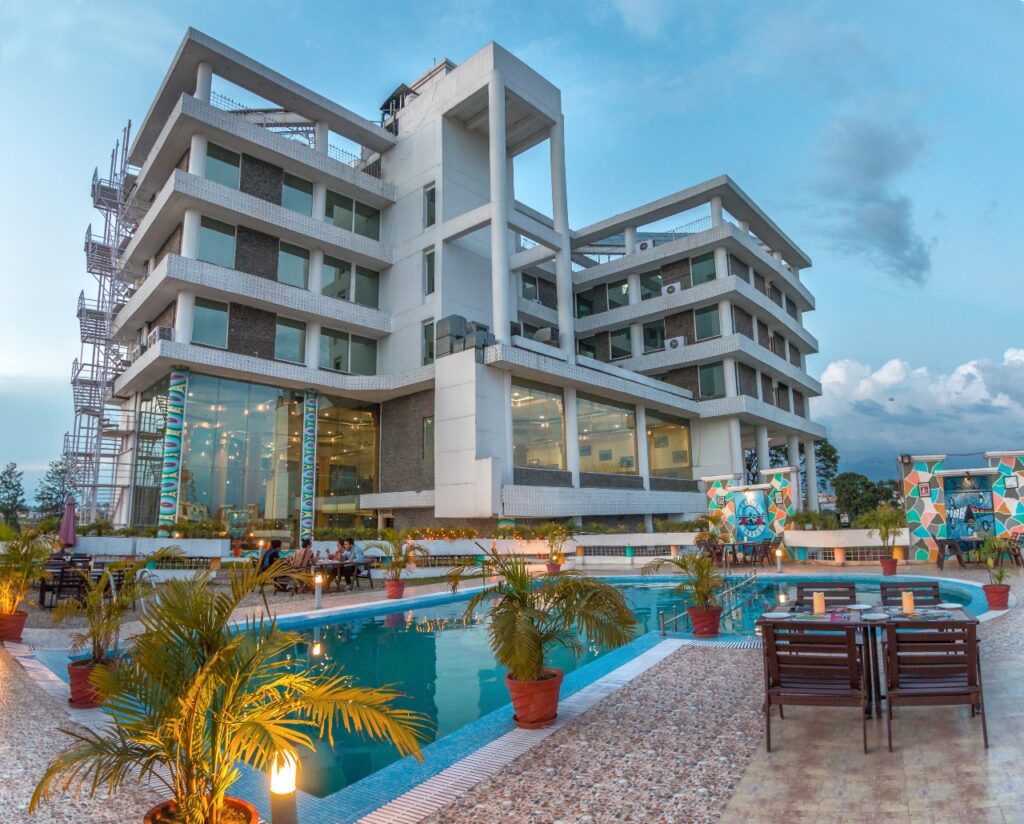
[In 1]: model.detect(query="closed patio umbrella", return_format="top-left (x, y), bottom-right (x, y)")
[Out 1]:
top-left (58, 496), bottom-right (77, 548)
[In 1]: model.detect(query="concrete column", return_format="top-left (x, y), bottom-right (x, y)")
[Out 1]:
top-left (756, 425), bottom-right (770, 474)
top-left (195, 62), bottom-right (212, 103)
top-left (187, 133), bottom-right (207, 177)
top-left (549, 115), bottom-right (575, 362)
top-left (173, 291), bottom-right (195, 344)
top-left (787, 434), bottom-right (802, 511)
top-left (489, 72), bottom-right (511, 344)
top-left (728, 418), bottom-right (744, 478)
top-left (723, 357), bottom-right (738, 398)
top-left (714, 246), bottom-right (729, 280)
top-left (739, 219), bottom-right (750, 232)
top-left (628, 271), bottom-right (643, 356)
top-left (305, 321), bottom-right (321, 370)
top-left (772, 250), bottom-right (783, 262)
top-left (635, 405), bottom-right (650, 490)
top-left (710, 195), bottom-right (723, 227)
top-left (308, 248), bottom-right (324, 294)
top-left (181, 208), bottom-right (202, 259)
top-left (791, 266), bottom-right (800, 280)
top-left (312, 181), bottom-right (327, 220)
top-left (623, 226), bottom-right (637, 255)
top-left (564, 386), bottom-right (580, 486)
top-left (804, 439), bottom-right (819, 511)
top-left (314, 121), bottom-right (329, 154)
top-left (717, 298), bottom-right (734, 336)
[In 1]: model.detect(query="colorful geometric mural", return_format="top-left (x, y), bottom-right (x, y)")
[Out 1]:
top-left (702, 469), bottom-right (797, 547)
top-left (943, 474), bottom-right (994, 540)
top-left (704, 477), bottom-right (736, 543)
top-left (157, 368), bottom-right (189, 537)
top-left (735, 489), bottom-right (770, 543)
top-left (765, 469), bottom-right (796, 536)
top-left (900, 457), bottom-right (946, 561)
top-left (299, 391), bottom-right (318, 540)
top-left (990, 453), bottom-right (1024, 537)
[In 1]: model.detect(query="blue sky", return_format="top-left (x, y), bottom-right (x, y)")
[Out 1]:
top-left (1, 0), bottom-right (1022, 494)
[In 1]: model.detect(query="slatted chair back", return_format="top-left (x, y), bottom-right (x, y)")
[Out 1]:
top-left (696, 538), bottom-right (723, 564)
top-left (763, 623), bottom-right (861, 691)
top-left (879, 581), bottom-right (941, 607)
top-left (794, 581), bottom-right (858, 608)
top-left (885, 620), bottom-right (978, 690)
top-left (54, 565), bottom-right (86, 603)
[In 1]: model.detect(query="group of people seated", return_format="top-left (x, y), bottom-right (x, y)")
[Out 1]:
top-left (256, 537), bottom-right (367, 592)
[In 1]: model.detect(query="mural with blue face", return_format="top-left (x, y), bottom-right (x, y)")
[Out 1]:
top-left (735, 489), bottom-right (769, 543)
top-left (943, 474), bottom-right (995, 540)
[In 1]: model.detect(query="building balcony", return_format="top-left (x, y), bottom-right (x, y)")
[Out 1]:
top-left (501, 484), bottom-right (706, 518)
top-left (698, 394), bottom-right (826, 439)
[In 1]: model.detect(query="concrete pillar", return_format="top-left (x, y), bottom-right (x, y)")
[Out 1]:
top-left (772, 250), bottom-right (783, 262)
top-left (635, 405), bottom-right (650, 490)
top-left (718, 298), bottom-right (734, 336)
top-left (308, 248), bottom-right (324, 294)
top-left (728, 418), bottom-right (744, 478)
top-left (187, 133), bottom-right (208, 177)
top-left (314, 121), bottom-right (329, 155)
top-left (791, 266), bottom-right (800, 280)
top-left (181, 208), bottom-right (201, 259)
top-left (564, 386), bottom-right (580, 487)
top-left (787, 434), bottom-right (802, 511)
top-left (739, 219), bottom-right (749, 232)
top-left (195, 62), bottom-right (212, 103)
top-left (173, 291), bottom-right (195, 344)
top-left (623, 226), bottom-right (637, 255)
top-left (756, 425), bottom-right (770, 474)
top-left (710, 195), bottom-right (723, 227)
top-left (489, 72), bottom-right (511, 344)
top-left (312, 181), bottom-right (327, 220)
top-left (549, 115), bottom-right (575, 362)
top-left (714, 246), bottom-right (729, 280)
top-left (723, 357), bottom-right (738, 398)
top-left (804, 439), bottom-right (819, 511)
top-left (305, 321), bottom-right (321, 370)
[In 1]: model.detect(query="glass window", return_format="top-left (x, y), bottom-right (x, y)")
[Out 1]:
top-left (277, 242), bottom-right (309, 289)
top-left (197, 217), bottom-right (236, 269)
top-left (577, 338), bottom-right (597, 359)
top-left (643, 319), bottom-right (665, 352)
top-left (275, 317), bottom-right (306, 363)
top-left (353, 266), bottom-right (379, 308)
top-left (424, 184), bottom-right (436, 227)
top-left (607, 279), bottom-right (629, 309)
top-left (699, 362), bottom-right (725, 398)
top-left (691, 252), bottom-right (717, 285)
top-left (315, 396), bottom-right (378, 517)
top-left (321, 255), bottom-right (351, 301)
top-left (191, 298), bottom-right (228, 348)
top-left (422, 320), bottom-right (434, 365)
top-left (577, 394), bottom-right (637, 475)
top-left (204, 144), bottom-right (240, 189)
top-left (324, 190), bottom-right (354, 230)
top-left (423, 249), bottom-right (435, 295)
top-left (639, 271), bottom-right (663, 300)
top-left (575, 289), bottom-right (596, 318)
top-left (349, 335), bottom-right (377, 375)
top-left (522, 274), bottom-right (539, 301)
top-left (694, 306), bottom-right (720, 341)
top-left (353, 201), bottom-right (380, 240)
top-left (512, 380), bottom-right (565, 470)
top-left (319, 328), bottom-right (350, 372)
top-left (281, 173), bottom-right (313, 216)
top-left (423, 416), bottom-right (434, 460)
top-left (610, 328), bottom-right (632, 359)
top-left (646, 411), bottom-right (692, 478)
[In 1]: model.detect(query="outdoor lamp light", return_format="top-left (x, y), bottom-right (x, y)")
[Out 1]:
top-left (314, 572), bottom-right (323, 610)
top-left (775, 548), bottom-right (784, 573)
top-left (269, 753), bottom-right (298, 824)
top-left (779, 592), bottom-right (787, 604)
top-left (311, 641), bottom-right (322, 657)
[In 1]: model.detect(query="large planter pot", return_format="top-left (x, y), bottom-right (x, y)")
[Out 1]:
top-left (385, 580), bottom-right (406, 599)
top-left (880, 558), bottom-right (899, 576)
top-left (144, 796), bottom-right (258, 824)
top-left (68, 659), bottom-right (113, 709)
top-left (0, 610), bottom-right (28, 643)
top-left (545, 563), bottom-right (562, 574)
top-left (983, 584), bottom-right (1010, 611)
top-left (687, 605), bottom-right (723, 637)
top-left (505, 667), bottom-right (564, 729)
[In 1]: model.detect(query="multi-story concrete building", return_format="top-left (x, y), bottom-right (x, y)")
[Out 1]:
top-left (67, 29), bottom-right (825, 538)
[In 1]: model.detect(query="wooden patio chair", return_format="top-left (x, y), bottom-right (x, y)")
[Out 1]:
top-left (47, 566), bottom-right (85, 609)
top-left (883, 620), bottom-right (987, 751)
top-left (794, 581), bottom-right (858, 609)
top-left (696, 538), bottom-right (724, 566)
top-left (935, 539), bottom-right (966, 570)
top-left (761, 623), bottom-right (868, 753)
top-left (879, 581), bottom-right (941, 608)
top-left (1004, 533), bottom-right (1023, 568)
top-left (752, 537), bottom-right (780, 567)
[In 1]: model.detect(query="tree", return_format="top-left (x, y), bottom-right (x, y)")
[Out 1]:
top-left (742, 438), bottom-right (841, 500)
top-left (0, 463), bottom-right (26, 529)
top-left (35, 456), bottom-right (77, 519)
top-left (815, 440), bottom-right (840, 491)
top-left (833, 471), bottom-right (900, 518)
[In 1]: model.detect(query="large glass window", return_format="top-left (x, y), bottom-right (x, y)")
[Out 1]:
top-left (422, 320), bottom-right (434, 365)
top-left (639, 271), bottom-right (663, 300)
top-left (699, 362), bottom-right (726, 398)
top-left (277, 243), bottom-right (309, 289)
top-left (646, 411), bottom-right (692, 478)
top-left (522, 273), bottom-right (539, 301)
top-left (423, 249), bottom-right (435, 295)
top-left (354, 202), bottom-right (380, 240)
top-left (349, 335), bottom-right (377, 375)
top-left (575, 289), bottom-right (597, 318)
top-left (281, 173), bottom-right (313, 216)
top-left (197, 217), bottom-right (236, 268)
top-left (643, 319), bottom-right (665, 352)
top-left (424, 184), bottom-right (436, 227)
top-left (607, 279), bottom-right (630, 309)
top-left (577, 394), bottom-right (637, 475)
top-left (205, 144), bottom-right (240, 189)
top-left (191, 298), bottom-right (228, 348)
top-left (423, 416), bottom-right (434, 460)
top-left (321, 255), bottom-right (351, 301)
top-left (315, 397), bottom-right (378, 526)
top-left (319, 328), bottom-right (376, 375)
top-left (324, 190), bottom-right (354, 230)
top-left (610, 328), bottom-right (632, 360)
top-left (577, 338), bottom-right (597, 359)
top-left (691, 252), bottom-right (717, 285)
top-left (512, 380), bottom-right (565, 470)
top-left (694, 306), bottom-right (720, 341)
top-left (353, 266), bottom-right (379, 308)
top-left (274, 317), bottom-right (306, 363)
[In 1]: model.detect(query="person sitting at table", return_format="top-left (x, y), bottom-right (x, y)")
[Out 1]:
top-left (336, 538), bottom-right (360, 590)
top-left (258, 539), bottom-right (283, 572)
top-left (291, 538), bottom-right (314, 571)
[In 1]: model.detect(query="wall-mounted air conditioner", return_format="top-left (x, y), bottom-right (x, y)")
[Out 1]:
top-left (665, 335), bottom-right (687, 350)
top-left (637, 238), bottom-right (655, 252)
top-left (661, 282), bottom-right (681, 296)
top-left (146, 326), bottom-right (173, 348)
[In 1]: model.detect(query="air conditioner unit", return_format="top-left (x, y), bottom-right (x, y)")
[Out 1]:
top-left (665, 335), bottom-right (687, 350)
top-left (533, 326), bottom-right (559, 345)
top-left (637, 238), bottom-right (655, 252)
top-left (661, 282), bottom-right (681, 296)
top-left (146, 326), bottom-right (173, 348)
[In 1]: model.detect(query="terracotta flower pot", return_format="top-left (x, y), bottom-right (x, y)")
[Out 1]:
top-left (385, 580), bottom-right (406, 599)
top-left (505, 667), bottom-right (564, 729)
top-left (545, 563), bottom-right (562, 574)
top-left (144, 796), bottom-right (258, 824)
top-left (0, 610), bottom-right (28, 643)
top-left (687, 605), bottom-right (723, 636)
top-left (983, 584), bottom-right (1010, 611)
top-left (68, 659), bottom-right (113, 709)
top-left (880, 558), bottom-right (899, 576)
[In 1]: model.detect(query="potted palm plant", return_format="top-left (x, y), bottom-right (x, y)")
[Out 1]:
top-left (0, 530), bottom-right (56, 642)
top-left (448, 549), bottom-right (635, 729)
top-left (365, 530), bottom-right (430, 599)
top-left (31, 560), bottom-right (429, 824)
top-left (51, 547), bottom-right (182, 708)
top-left (539, 522), bottom-right (571, 573)
top-left (643, 551), bottom-right (725, 636)
top-left (857, 504), bottom-right (906, 576)
top-left (979, 536), bottom-right (1013, 610)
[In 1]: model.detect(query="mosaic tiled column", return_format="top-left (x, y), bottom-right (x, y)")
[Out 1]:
top-left (299, 391), bottom-right (318, 541)
top-left (766, 469), bottom-right (796, 535)
top-left (702, 476), bottom-right (736, 542)
top-left (157, 368), bottom-right (189, 537)
top-left (900, 457), bottom-right (945, 561)
top-left (990, 454), bottom-right (1024, 536)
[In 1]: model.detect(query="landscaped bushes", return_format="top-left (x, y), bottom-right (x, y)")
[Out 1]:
top-left (787, 511), bottom-right (840, 531)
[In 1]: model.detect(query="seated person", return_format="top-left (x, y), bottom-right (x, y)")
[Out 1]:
top-left (258, 539), bottom-right (283, 572)
top-left (291, 538), bottom-right (315, 571)
top-left (337, 538), bottom-right (358, 589)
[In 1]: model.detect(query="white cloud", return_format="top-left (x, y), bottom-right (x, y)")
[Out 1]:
top-left (610, 0), bottom-right (678, 39)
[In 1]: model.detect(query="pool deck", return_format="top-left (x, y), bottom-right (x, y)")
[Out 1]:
top-left (2, 563), bottom-right (1022, 823)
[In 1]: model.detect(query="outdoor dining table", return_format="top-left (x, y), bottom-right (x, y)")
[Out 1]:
top-left (757, 600), bottom-right (978, 717)
top-left (315, 559), bottom-right (373, 590)
top-left (723, 541), bottom-right (761, 566)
